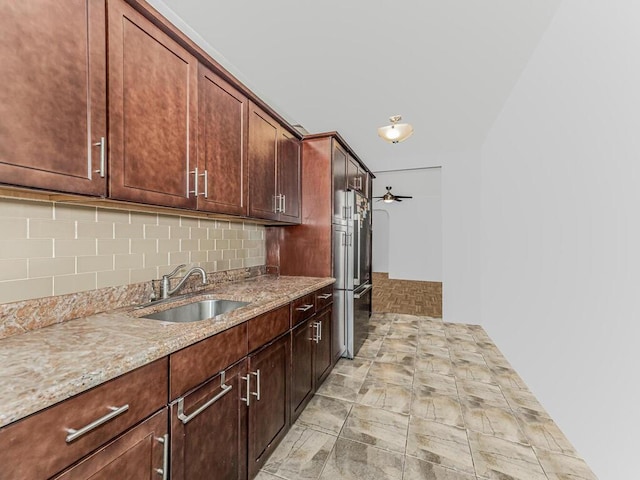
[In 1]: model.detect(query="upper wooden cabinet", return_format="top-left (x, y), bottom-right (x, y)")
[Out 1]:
top-left (107, 0), bottom-right (198, 208)
top-left (248, 102), bottom-right (301, 223)
top-left (197, 65), bottom-right (248, 216)
top-left (0, 0), bottom-right (107, 196)
top-left (347, 154), bottom-right (370, 197)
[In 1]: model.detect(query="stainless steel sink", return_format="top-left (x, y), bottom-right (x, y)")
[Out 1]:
top-left (141, 299), bottom-right (249, 323)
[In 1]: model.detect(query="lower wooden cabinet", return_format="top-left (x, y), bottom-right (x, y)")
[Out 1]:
top-left (53, 408), bottom-right (168, 480)
top-left (314, 306), bottom-right (333, 387)
top-left (291, 317), bottom-right (316, 421)
top-left (247, 333), bottom-right (291, 478)
top-left (170, 360), bottom-right (248, 480)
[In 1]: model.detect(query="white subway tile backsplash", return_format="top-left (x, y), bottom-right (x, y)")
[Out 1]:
top-left (77, 255), bottom-right (113, 273)
top-left (54, 272), bottom-right (96, 295)
top-left (0, 277), bottom-right (53, 303)
top-left (29, 257), bottom-right (75, 278)
top-left (0, 199), bottom-right (52, 219)
top-left (144, 252), bottom-right (169, 268)
top-left (144, 224), bottom-right (170, 239)
top-left (0, 198), bottom-right (265, 305)
top-left (77, 221), bottom-right (113, 239)
top-left (55, 239), bottom-right (97, 257)
top-left (0, 259), bottom-right (28, 281)
top-left (55, 204), bottom-right (96, 222)
top-left (0, 218), bottom-right (28, 239)
top-left (97, 270), bottom-right (129, 289)
top-left (0, 239), bottom-right (53, 259)
top-left (97, 238), bottom-right (129, 255)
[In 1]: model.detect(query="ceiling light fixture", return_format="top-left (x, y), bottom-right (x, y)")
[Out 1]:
top-left (377, 115), bottom-right (414, 144)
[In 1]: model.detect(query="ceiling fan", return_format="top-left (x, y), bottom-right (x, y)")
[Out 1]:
top-left (374, 186), bottom-right (413, 203)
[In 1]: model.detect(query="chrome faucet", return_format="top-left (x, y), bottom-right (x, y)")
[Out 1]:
top-left (160, 264), bottom-right (208, 299)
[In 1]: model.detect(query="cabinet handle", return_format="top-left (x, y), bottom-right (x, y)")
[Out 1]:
top-left (155, 434), bottom-right (169, 480)
top-left (189, 167), bottom-right (199, 197)
top-left (318, 293), bottom-right (332, 300)
top-left (296, 304), bottom-right (313, 312)
top-left (251, 369), bottom-right (261, 401)
top-left (241, 372), bottom-right (251, 406)
top-left (201, 169), bottom-right (208, 198)
top-left (312, 321), bottom-right (320, 344)
top-left (93, 137), bottom-right (106, 178)
top-left (65, 404), bottom-right (129, 443)
top-left (272, 194), bottom-right (280, 213)
top-left (176, 371), bottom-right (232, 424)
top-left (281, 194), bottom-right (286, 214)
top-left (318, 320), bottom-right (323, 341)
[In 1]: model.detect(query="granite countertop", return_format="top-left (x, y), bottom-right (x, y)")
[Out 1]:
top-left (0, 275), bottom-right (334, 428)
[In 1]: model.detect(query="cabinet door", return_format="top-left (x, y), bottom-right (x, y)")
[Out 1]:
top-left (314, 307), bottom-right (333, 386)
top-left (108, 0), bottom-right (197, 208)
top-left (332, 141), bottom-right (348, 224)
top-left (247, 334), bottom-right (290, 478)
top-left (198, 65), bottom-right (248, 215)
top-left (291, 318), bottom-right (315, 422)
top-left (171, 360), bottom-right (247, 480)
top-left (347, 155), bottom-right (360, 191)
top-left (0, 0), bottom-right (107, 196)
top-left (53, 408), bottom-right (168, 480)
top-left (277, 129), bottom-right (301, 223)
top-left (248, 102), bottom-right (279, 220)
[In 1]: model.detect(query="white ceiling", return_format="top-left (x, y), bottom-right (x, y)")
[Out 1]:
top-left (152, 0), bottom-right (561, 172)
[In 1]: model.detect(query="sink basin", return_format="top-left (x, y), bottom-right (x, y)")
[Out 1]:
top-left (142, 299), bottom-right (249, 323)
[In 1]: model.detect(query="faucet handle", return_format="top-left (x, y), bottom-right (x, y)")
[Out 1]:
top-left (164, 264), bottom-right (186, 279)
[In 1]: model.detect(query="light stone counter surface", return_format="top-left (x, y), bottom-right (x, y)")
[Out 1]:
top-left (0, 275), bottom-right (334, 428)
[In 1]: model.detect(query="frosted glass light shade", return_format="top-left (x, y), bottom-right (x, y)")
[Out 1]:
top-left (377, 117), bottom-right (414, 143)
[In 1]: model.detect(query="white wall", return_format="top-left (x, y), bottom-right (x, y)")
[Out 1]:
top-left (372, 210), bottom-right (390, 273)
top-left (480, 1), bottom-right (640, 477)
top-left (372, 168), bottom-right (442, 282)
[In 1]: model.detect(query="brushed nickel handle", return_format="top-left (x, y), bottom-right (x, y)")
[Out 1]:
top-left (318, 320), bottom-right (323, 342)
top-left (65, 404), bottom-right (129, 443)
top-left (318, 293), bottom-right (332, 300)
top-left (176, 371), bottom-right (232, 424)
top-left (273, 194), bottom-right (279, 213)
top-left (93, 137), bottom-right (106, 178)
top-left (189, 167), bottom-right (199, 197)
top-left (296, 304), bottom-right (314, 312)
top-left (201, 169), bottom-right (208, 198)
top-left (354, 283), bottom-right (373, 299)
top-left (281, 194), bottom-right (286, 214)
top-left (241, 372), bottom-right (251, 406)
top-left (251, 369), bottom-right (261, 401)
top-left (309, 321), bottom-right (316, 341)
top-left (312, 321), bottom-right (320, 344)
top-left (155, 434), bottom-right (169, 479)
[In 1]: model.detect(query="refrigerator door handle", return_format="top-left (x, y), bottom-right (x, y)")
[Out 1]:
top-left (354, 283), bottom-right (373, 299)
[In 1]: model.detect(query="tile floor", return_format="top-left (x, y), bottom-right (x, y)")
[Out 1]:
top-left (256, 313), bottom-right (597, 480)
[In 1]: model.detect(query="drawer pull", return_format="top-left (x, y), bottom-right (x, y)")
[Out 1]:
top-left (296, 304), bottom-right (314, 312)
top-left (317, 293), bottom-right (332, 300)
top-left (155, 434), bottom-right (169, 480)
top-left (65, 404), bottom-right (129, 443)
top-left (177, 371), bottom-right (232, 424)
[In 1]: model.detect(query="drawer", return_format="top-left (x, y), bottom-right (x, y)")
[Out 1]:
top-left (248, 304), bottom-right (290, 352)
top-left (170, 323), bottom-right (248, 399)
top-left (315, 285), bottom-right (334, 310)
top-left (291, 293), bottom-right (316, 327)
top-left (0, 358), bottom-right (168, 480)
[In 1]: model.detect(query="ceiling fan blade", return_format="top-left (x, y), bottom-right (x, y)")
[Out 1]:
top-left (395, 198), bottom-right (403, 202)
top-left (394, 195), bottom-right (413, 199)
top-left (373, 196), bottom-right (384, 199)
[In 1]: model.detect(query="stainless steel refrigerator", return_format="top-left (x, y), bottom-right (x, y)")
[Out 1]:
top-left (333, 189), bottom-right (372, 359)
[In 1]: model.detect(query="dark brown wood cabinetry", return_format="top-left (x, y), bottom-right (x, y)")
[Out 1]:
top-left (107, 0), bottom-right (198, 208)
top-left (314, 306), bottom-right (333, 386)
top-left (247, 333), bottom-right (291, 478)
top-left (291, 318), bottom-right (316, 421)
top-left (54, 408), bottom-right (168, 480)
top-left (170, 361), bottom-right (248, 480)
top-left (0, 0), bottom-right (107, 196)
top-left (197, 65), bottom-right (249, 215)
top-left (248, 102), bottom-right (301, 223)
top-left (0, 358), bottom-right (168, 480)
